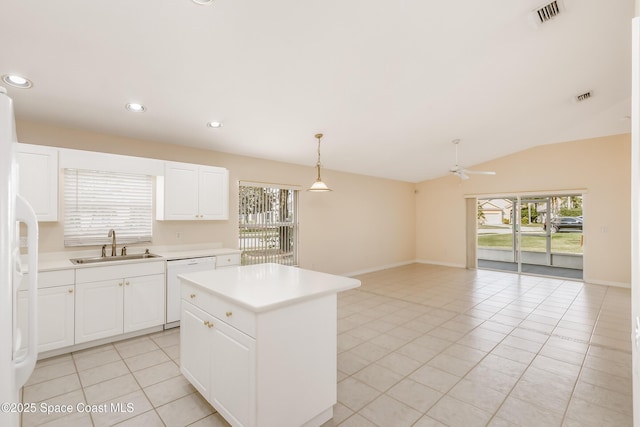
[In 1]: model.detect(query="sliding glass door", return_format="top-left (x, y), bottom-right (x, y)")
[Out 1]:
top-left (477, 194), bottom-right (583, 279)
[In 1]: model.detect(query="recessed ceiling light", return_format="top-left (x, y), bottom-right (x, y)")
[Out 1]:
top-left (192, 0), bottom-right (214, 5)
top-left (207, 121), bottom-right (223, 128)
top-left (125, 103), bottom-right (146, 112)
top-left (2, 74), bottom-right (33, 89)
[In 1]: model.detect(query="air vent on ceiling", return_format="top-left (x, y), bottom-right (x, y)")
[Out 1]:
top-left (575, 91), bottom-right (592, 102)
top-left (535, 1), bottom-right (561, 24)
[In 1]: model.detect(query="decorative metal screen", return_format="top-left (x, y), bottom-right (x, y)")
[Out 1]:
top-left (239, 183), bottom-right (298, 266)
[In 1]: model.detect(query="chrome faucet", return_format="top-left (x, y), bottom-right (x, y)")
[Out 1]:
top-left (108, 229), bottom-right (117, 256)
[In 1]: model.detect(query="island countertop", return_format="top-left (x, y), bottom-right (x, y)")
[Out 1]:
top-left (178, 263), bottom-right (361, 313)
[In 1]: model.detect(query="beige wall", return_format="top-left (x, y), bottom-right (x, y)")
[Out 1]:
top-left (415, 133), bottom-right (631, 287)
top-left (17, 119), bottom-right (630, 284)
top-left (17, 120), bottom-right (416, 276)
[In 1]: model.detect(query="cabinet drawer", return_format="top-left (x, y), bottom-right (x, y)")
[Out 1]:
top-left (215, 253), bottom-right (240, 268)
top-left (76, 260), bottom-right (165, 283)
top-left (181, 282), bottom-right (255, 338)
top-left (19, 269), bottom-right (75, 291)
top-left (40, 269), bottom-right (75, 287)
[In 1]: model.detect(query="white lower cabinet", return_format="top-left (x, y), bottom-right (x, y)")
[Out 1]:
top-left (180, 302), bottom-right (214, 396)
top-left (18, 285), bottom-right (75, 353)
top-left (75, 261), bottom-right (165, 344)
top-left (210, 316), bottom-right (255, 426)
top-left (74, 279), bottom-right (124, 343)
top-left (123, 274), bottom-right (166, 333)
top-left (17, 269), bottom-right (75, 353)
top-left (181, 301), bottom-right (255, 427)
top-left (181, 282), bottom-right (335, 427)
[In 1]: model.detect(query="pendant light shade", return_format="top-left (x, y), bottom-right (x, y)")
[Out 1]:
top-left (307, 133), bottom-right (332, 192)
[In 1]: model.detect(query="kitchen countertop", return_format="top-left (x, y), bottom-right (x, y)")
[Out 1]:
top-left (179, 263), bottom-right (361, 313)
top-left (159, 247), bottom-right (240, 261)
top-left (23, 243), bottom-right (240, 272)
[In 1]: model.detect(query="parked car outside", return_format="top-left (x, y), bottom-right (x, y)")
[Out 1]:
top-left (543, 216), bottom-right (583, 233)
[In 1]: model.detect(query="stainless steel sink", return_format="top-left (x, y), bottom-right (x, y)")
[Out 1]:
top-left (70, 253), bottom-right (161, 265)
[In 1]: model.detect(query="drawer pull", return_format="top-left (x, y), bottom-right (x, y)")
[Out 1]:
top-left (225, 311), bottom-right (232, 317)
top-left (190, 293), bottom-right (196, 299)
top-left (203, 320), bottom-right (214, 328)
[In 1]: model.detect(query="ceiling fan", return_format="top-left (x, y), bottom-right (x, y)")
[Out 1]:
top-left (449, 139), bottom-right (496, 180)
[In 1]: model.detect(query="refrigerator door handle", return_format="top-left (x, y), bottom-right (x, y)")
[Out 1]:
top-left (13, 194), bottom-right (38, 388)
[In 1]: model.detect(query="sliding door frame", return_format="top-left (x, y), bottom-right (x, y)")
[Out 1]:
top-left (468, 189), bottom-right (587, 279)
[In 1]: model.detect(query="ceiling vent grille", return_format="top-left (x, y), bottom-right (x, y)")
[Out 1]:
top-left (575, 91), bottom-right (592, 102)
top-left (535, 1), bottom-right (561, 24)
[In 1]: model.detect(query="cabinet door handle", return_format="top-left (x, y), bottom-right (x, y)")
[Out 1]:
top-left (125, 281), bottom-right (130, 286)
top-left (203, 320), bottom-right (214, 328)
top-left (119, 282), bottom-right (123, 287)
top-left (225, 311), bottom-right (232, 317)
top-left (190, 293), bottom-right (196, 299)
top-left (68, 289), bottom-right (73, 294)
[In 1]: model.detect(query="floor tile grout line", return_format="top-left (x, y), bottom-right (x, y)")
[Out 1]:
top-left (475, 278), bottom-right (573, 426)
top-left (349, 268), bottom-right (621, 426)
top-left (558, 284), bottom-right (631, 426)
top-left (25, 264), bottom-right (632, 427)
top-left (339, 289), bottom-right (529, 425)
top-left (112, 335), bottom-right (166, 427)
top-left (71, 347), bottom-right (95, 427)
top-left (355, 276), bottom-right (631, 356)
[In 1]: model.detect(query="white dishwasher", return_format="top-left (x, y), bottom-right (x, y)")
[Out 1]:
top-left (166, 256), bottom-right (216, 328)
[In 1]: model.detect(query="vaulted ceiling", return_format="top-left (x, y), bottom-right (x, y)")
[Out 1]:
top-left (0, 0), bottom-right (634, 182)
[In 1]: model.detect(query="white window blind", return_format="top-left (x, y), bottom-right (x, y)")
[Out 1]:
top-left (64, 169), bottom-right (153, 247)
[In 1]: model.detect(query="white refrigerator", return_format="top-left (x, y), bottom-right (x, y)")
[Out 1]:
top-left (0, 86), bottom-right (39, 427)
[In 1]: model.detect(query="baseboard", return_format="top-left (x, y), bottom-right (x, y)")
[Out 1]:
top-left (415, 259), bottom-right (466, 269)
top-left (583, 277), bottom-right (631, 289)
top-left (343, 260), bottom-right (416, 277)
top-left (37, 325), bottom-right (164, 360)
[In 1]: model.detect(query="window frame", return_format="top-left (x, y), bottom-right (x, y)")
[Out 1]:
top-left (63, 168), bottom-right (153, 247)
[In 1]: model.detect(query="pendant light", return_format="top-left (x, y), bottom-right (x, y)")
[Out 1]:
top-left (307, 133), bottom-right (332, 192)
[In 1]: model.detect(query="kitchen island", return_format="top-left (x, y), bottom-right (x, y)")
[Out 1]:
top-left (178, 263), bottom-right (360, 427)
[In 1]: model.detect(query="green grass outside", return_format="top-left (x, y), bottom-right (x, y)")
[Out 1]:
top-left (478, 233), bottom-right (583, 254)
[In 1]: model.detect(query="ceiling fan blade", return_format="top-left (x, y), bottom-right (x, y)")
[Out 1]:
top-left (449, 140), bottom-right (494, 179)
top-left (464, 170), bottom-right (496, 175)
top-left (450, 168), bottom-right (470, 180)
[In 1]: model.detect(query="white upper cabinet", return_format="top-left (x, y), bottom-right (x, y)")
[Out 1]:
top-left (157, 161), bottom-right (229, 221)
top-left (16, 143), bottom-right (59, 222)
top-left (198, 166), bottom-right (229, 219)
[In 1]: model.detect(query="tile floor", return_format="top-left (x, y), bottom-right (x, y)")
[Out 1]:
top-left (21, 263), bottom-right (633, 427)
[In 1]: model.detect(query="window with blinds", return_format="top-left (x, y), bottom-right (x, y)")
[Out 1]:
top-left (64, 169), bottom-right (153, 247)
top-left (239, 182), bottom-right (299, 266)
